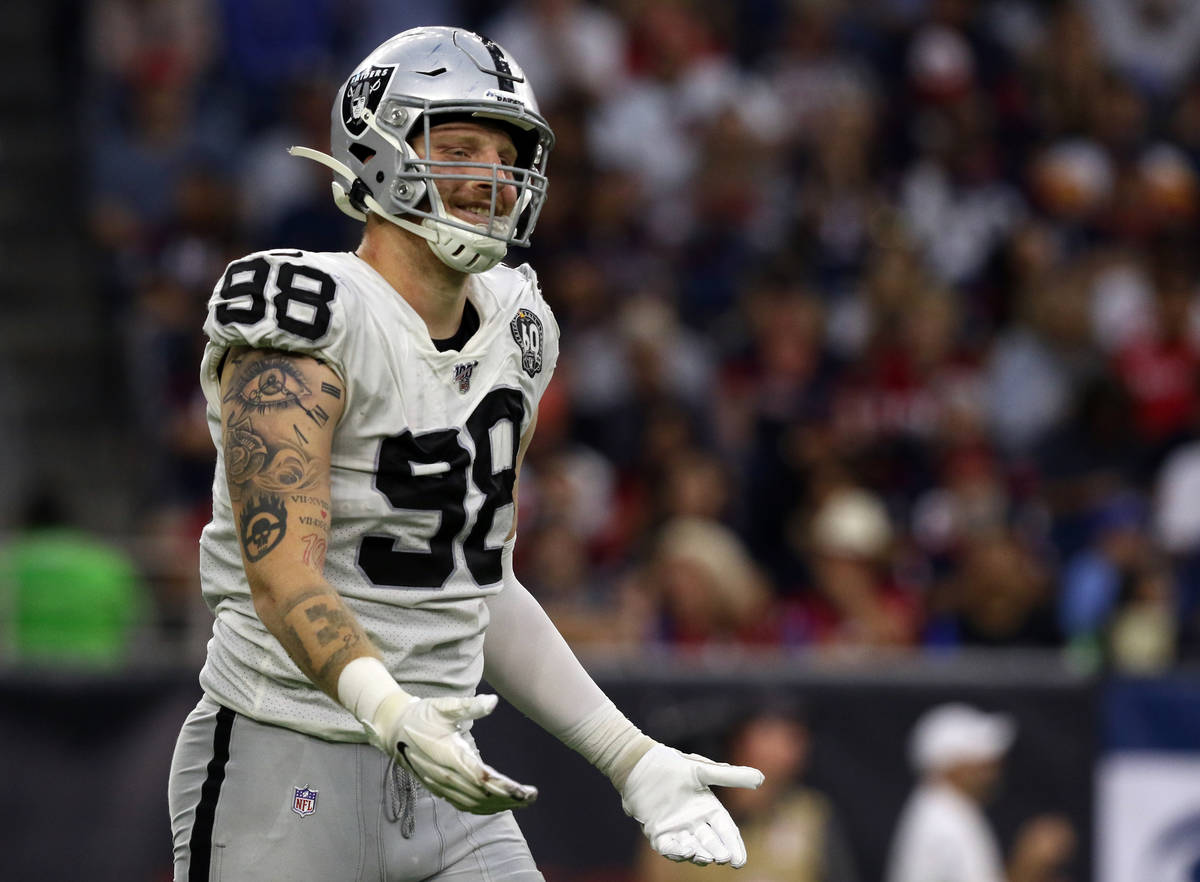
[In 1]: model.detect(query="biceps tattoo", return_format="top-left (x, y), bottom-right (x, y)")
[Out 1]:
top-left (222, 354), bottom-right (344, 561)
top-left (224, 357), bottom-right (311, 414)
top-left (224, 414), bottom-right (320, 502)
top-left (224, 417), bottom-right (269, 490)
top-left (224, 356), bottom-right (337, 430)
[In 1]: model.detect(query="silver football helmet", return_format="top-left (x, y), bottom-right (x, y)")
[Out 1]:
top-left (290, 27), bottom-right (554, 273)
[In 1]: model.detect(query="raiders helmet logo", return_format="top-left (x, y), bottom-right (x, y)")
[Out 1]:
top-left (341, 65), bottom-right (397, 137)
top-left (510, 309), bottom-right (543, 377)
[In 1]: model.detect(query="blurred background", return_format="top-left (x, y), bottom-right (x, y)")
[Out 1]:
top-left (3, 0), bottom-right (1200, 879)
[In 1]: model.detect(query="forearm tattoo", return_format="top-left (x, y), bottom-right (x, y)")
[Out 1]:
top-left (280, 590), bottom-right (366, 682)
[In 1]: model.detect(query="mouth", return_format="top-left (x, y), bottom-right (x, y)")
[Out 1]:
top-left (450, 205), bottom-right (512, 235)
top-left (452, 205), bottom-right (493, 225)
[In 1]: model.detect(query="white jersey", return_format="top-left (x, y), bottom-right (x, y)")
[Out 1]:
top-left (885, 782), bottom-right (1005, 882)
top-left (195, 249), bottom-right (559, 741)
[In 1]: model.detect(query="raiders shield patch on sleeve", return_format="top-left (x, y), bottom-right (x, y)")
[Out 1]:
top-left (510, 309), bottom-right (543, 377)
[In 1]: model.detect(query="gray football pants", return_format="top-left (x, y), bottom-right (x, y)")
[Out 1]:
top-left (169, 695), bottom-right (544, 881)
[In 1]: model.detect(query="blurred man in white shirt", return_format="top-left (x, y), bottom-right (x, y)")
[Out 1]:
top-left (886, 703), bottom-right (1076, 882)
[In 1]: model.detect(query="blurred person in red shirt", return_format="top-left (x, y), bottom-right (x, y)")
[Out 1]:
top-left (1113, 243), bottom-right (1200, 454)
top-left (786, 484), bottom-right (918, 650)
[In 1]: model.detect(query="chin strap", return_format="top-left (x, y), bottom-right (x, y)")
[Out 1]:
top-left (286, 145), bottom-right (438, 243)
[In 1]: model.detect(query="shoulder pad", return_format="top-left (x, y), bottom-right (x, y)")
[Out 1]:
top-left (202, 251), bottom-right (351, 383)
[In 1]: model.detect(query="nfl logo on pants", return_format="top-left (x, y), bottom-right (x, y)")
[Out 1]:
top-left (292, 786), bottom-right (318, 817)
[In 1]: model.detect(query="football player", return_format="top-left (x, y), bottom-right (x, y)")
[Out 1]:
top-left (167, 26), bottom-right (762, 881)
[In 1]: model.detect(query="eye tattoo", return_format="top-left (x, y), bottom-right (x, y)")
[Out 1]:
top-left (224, 358), bottom-right (311, 414)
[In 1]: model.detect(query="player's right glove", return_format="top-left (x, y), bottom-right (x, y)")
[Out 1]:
top-left (368, 691), bottom-right (538, 813)
top-left (339, 657), bottom-right (538, 814)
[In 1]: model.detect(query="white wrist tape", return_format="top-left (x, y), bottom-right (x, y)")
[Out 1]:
top-left (336, 656), bottom-right (411, 723)
top-left (558, 699), bottom-right (656, 789)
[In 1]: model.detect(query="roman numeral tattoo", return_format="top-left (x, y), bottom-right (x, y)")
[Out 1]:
top-left (306, 404), bottom-right (330, 427)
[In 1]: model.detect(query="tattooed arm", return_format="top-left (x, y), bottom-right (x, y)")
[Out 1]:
top-left (219, 346), bottom-right (371, 699)
top-left (221, 345), bottom-right (539, 811)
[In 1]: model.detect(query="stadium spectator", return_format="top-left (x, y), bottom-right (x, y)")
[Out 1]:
top-left (1086, 0), bottom-right (1200, 97)
top-left (214, 0), bottom-right (341, 108)
top-left (638, 701), bottom-right (861, 881)
top-left (899, 32), bottom-right (1028, 289)
top-left (792, 484), bottom-right (918, 649)
top-left (0, 491), bottom-right (150, 667)
top-left (1036, 374), bottom-right (1143, 558)
top-left (1111, 242), bottom-right (1200, 455)
top-left (1060, 491), bottom-right (1177, 671)
top-left (236, 72), bottom-right (343, 242)
top-left (640, 516), bottom-right (775, 647)
top-left (87, 0), bottom-right (217, 97)
top-left (985, 242), bottom-right (1099, 455)
top-left (928, 527), bottom-right (1059, 650)
top-left (886, 703), bottom-right (1077, 882)
top-left (484, 0), bottom-right (630, 110)
top-left (1153, 421), bottom-right (1200, 658)
top-left (89, 55), bottom-right (233, 262)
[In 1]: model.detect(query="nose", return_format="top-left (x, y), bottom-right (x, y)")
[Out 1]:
top-left (476, 153), bottom-right (517, 209)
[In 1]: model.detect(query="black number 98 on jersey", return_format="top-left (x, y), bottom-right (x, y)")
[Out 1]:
top-left (358, 388), bottom-right (525, 589)
top-left (214, 256), bottom-right (336, 341)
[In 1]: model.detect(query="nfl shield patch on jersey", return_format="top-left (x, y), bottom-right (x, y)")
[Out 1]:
top-left (510, 309), bottom-right (543, 377)
top-left (292, 786), bottom-right (319, 817)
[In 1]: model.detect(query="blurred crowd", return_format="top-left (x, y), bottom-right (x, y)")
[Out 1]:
top-left (80, 0), bottom-right (1200, 670)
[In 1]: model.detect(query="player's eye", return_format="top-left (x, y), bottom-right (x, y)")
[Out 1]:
top-left (225, 358), bottom-right (311, 413)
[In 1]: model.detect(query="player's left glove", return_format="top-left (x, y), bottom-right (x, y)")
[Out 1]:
top-left (619, 743), bottom-right (764, 867)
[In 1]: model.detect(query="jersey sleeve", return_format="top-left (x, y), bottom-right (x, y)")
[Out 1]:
top-left (199, 251), bottom-right (352, 406)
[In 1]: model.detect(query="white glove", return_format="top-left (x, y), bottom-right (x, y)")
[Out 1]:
top-left (367, 691), bottom-right (539, 814)
top-left (620, 743), bottom-right (764, 867)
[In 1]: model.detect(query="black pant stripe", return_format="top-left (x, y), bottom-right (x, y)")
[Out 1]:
top-left (188, 705), bottom-right (236, 882)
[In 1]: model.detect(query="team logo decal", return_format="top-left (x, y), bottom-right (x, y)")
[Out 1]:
top-left (341, 65), bottom-right (396, 137)
top-left (292, 786), bottom-right (318, 817)
top-left (453, 361), bottom-right (479, 394)
top-left (510, 309), bottom-right (543, 378)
